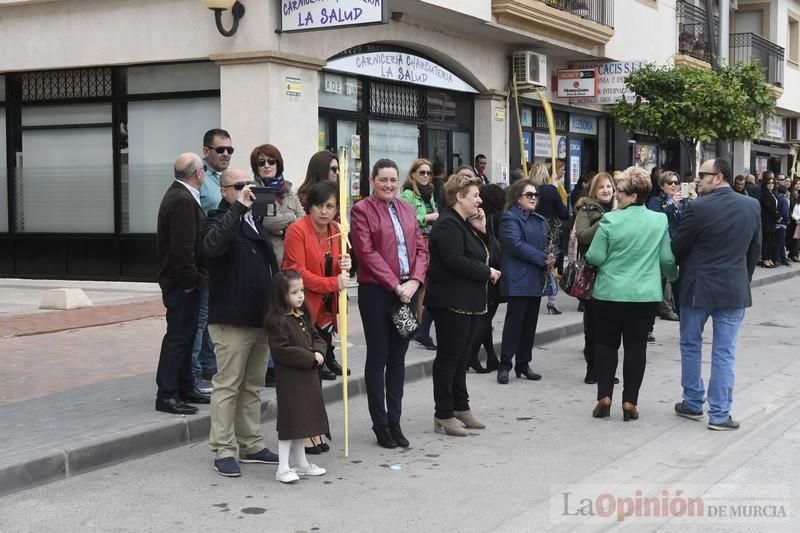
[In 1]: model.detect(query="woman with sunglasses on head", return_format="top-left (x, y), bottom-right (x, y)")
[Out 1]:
top-left (250, 144), bottom-right (304, 266)
top-left (297, 151), bottom-right (340, 209)
top-left (400, 159), bottom-right (439, 351)
top-left (281, 181), bottom-right (352, 452)
top-left (496, 179), bottom-right (551, 384)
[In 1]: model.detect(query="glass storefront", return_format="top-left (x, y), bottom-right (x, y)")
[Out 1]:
top-left (1, 63), bottom-right (221, 279)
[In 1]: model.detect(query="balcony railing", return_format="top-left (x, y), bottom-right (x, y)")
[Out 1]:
top-left (677, 0), bottom-right (718, 63)
top-left (730, 32), bottom-right (785, 87)
top-left (540, 0), bottom-right (614, 28)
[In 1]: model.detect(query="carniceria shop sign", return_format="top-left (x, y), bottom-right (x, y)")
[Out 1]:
top-left (325, 51), bottom-right (477, 93)
top-left (280, 0), bottom-right (387, 32)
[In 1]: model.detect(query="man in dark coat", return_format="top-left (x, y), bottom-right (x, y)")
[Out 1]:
top-left (671, 158), bottom-right (761, 431)
top-left (155, 153), bottom-right (211, 415)
top-left (202, 168), bottom-right (280, 477)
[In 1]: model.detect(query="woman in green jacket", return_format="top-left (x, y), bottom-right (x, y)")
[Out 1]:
top-left (585, 168), bottom-right (677, 422)
top-left (401, 159), bottom-right (439, 349)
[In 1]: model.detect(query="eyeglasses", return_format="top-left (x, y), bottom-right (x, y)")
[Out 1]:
top-left (329, 166), bottom-right (340, 173)
top-left (522, 191), bottom-right (539, 199)
top-left (206, 145), bottom-right (235, 155)
top-left (416, 170), bottom-right (432, 176)
top-left (665, 180), bottom-right (680, 186)
top-left (698, 171), bottom-right (719, 178)
top-left (257, 158), bottom-right (278, 167)
top-left (221, 180), bottom-right (256, 190)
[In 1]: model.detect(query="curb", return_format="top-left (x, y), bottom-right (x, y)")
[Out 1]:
top-left (2, 268), bottom-right (796, 497)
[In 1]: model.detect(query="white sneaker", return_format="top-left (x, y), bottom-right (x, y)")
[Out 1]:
top-left (295, 463), bottom-right (326, 476)
top-left (275, 468), bottom-right (299, 483)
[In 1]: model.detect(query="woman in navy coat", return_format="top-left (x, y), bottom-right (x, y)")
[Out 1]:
top-left (497, 179), bottom-right (554, 384)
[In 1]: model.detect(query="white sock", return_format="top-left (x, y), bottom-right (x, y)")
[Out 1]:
top-left (278, 440), bottom-right (292, 472)
top-left (290, 439), bottom-right (309, 469)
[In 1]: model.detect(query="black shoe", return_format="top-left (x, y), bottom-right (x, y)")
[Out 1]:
top-left (546, 302), bottom-right (562, 315)
top-left (239, 448), bottom-right (279, 464)
top-left (319, 366), bottom-right (337, 381)
top-left (659, 310), bottom-right (680, 321)
top-left (155, 397), bottom-right (198, 415)
top-left (326, 358), bottom-right (351, 376)
top-left (305, 442), bottom-right (322, 455)
top-left (414, 335), bottom-right (437, 350)
top-left (584, 374), bottom-right (597, 384)
top-left (388, 425), bottom-right (410, 448)
top-left (468, 356), bottom-right (489, 374)
top-left (647, 332), bottom-right (656, 343)
top-left (674, 401), bottom-right (704, 420)
top-left (373, 427), bottom-right (397, 449)
top-left (514, 366), bottom-right (542, 380)
top-left (265, 367), bottom-right (276, 388)
top-left (179, 388), bottom-right (211, 404)
top-left (707, 416), bottom-right (740, 431)
top-left (497, 368), bottom-right (509, 384)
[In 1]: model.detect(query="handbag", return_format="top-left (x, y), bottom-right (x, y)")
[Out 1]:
top-left (390, 302), bottom-right (419, 340)
top-left (569, 261), bottom-right (597, 300)
top-left (560, 261), bottom-right (577, 293)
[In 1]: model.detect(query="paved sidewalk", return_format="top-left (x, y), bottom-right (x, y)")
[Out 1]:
top-left (0, 266), bottom-right (796, 497)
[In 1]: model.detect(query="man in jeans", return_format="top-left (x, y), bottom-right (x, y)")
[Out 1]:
top-left (202, 168), bottom-right (279, 476)
top-left (671, 158), bottom-right (761, 431)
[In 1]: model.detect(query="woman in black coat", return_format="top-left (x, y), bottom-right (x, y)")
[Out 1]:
top-left (425, 174), bottom-right (501, 437)
top-left (759, 176), bottom-right (779, 268)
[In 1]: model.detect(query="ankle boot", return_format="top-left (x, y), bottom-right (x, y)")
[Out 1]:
top-left (373, 427), bottom-right (397, 449)
top-left (592, 397), bottom-right (612, 418)
top-left (622, 402), bottom-right (639, 421)
top-left (433, 417), bottom-right (467, 437)
top-left (454, 410), bottom-right (485, 429)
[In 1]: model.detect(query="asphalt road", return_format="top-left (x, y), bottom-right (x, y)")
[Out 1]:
top-left (1, 280), bottom-right (798, 533)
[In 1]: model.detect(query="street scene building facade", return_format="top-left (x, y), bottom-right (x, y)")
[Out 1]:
top-left (1, 0), bottom-right (799, 280)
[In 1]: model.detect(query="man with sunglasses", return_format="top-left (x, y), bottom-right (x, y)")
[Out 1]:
top-left (671, 158), bottom-right (761, 431)
top-left (200, 129), bottom-right (234, 214)
top-left (202, 168), bottom-right (280, 477)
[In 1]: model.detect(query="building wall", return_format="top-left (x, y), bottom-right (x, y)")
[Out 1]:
top-left (605, 0), bottom-right (678, 64)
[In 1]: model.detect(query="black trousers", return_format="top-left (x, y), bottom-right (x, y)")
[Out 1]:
top-left (762, 230), bottom-right (775, 261)
top-left (582, 298), bottom-right (597, 379)
top-left (499, 296), bottom-right (542, 371)
top-left (358, 283), bottom-right (412, 428)
top-left (467, 302), bottom-right (500, 364)
top-left (429, 308), bottom-right (482, 419)
top-left (592, 299), bottom-right (657, 405)
top-left (156, 288), bottom-right (200, 399)
top-left (775, 227), bottom-right (788, 263)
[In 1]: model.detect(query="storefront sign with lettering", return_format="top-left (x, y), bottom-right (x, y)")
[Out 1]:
top-left (570, 60), bottom-right (648, 104)
top-left (326, 51), bottom-right (477, 93)
top-left (281, 0), bottom-right (387, 33)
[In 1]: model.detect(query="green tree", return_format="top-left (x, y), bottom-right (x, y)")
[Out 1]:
top-left (614, 63), bottom-right (776, 172)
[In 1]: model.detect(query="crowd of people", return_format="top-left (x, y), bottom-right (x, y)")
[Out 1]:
top-left (156, 129), bottom-right (766, 483)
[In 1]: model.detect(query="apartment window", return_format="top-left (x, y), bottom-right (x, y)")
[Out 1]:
top-left (788, 15), bottom-right (800, 65)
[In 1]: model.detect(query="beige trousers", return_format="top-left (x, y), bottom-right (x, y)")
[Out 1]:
top-left (208, 324), bottom-right (269, 459)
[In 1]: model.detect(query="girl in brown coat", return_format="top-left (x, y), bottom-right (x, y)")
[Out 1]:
top-left (265, 270), bottom-right (330, 483)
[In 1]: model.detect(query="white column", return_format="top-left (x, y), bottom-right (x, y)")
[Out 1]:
top-left (214, 52), bottom-right (326, 183)
top-left (474, 91), bottom-right (510, 185)
top-left (732, 140), bottom-right (751, 175)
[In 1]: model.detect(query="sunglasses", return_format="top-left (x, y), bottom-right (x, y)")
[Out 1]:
top-left (665, 180), bottom-right (680, 186)
top-left (221, 180), bottom-right (256, 190)
top-left (416, 170), bottom-right (432, 176)
top-left (206, 145), bottom-right (234, 155)
top-left (523, 191), bottom-right (539, 199)
top-left (329, 166), bottom-right (340, 173)
top-left (257, 158), bottom-right (278, 167)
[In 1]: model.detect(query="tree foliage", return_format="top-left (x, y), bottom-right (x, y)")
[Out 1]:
top-left (614, 63), bottom-right (776, 168)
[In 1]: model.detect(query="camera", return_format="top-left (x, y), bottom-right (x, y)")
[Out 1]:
top-left (250, 186), bottom-right (277, 217)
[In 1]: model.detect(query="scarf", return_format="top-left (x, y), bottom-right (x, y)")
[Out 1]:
top-left (418, 183), bottom-right (434, 208)
top-left (598, 200), bottom-right (614, 213)
top-left (261, 174), bottom-right (287, 199)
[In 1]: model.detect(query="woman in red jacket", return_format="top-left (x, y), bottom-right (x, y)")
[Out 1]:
top-left (282, 181), bottom-right (351, 451)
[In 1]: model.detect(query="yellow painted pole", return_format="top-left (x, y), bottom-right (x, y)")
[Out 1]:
top-left (337, 146), bottom-right (350, 458)
top-left (536, 88), bottom-right (557, 183)
top-left (791, 149), bottom-right (797, 180)
top-left (512, 77), bottom-right (528, 178)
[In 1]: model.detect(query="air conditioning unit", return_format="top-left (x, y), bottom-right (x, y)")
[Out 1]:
top-left (512, 51), bottom-right (548, 87)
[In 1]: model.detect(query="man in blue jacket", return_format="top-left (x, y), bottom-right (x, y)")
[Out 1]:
top-left (671, 158), bottom-right (761, 431)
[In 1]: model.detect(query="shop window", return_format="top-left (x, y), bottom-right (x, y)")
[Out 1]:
top-left (535, 108), bottom-right (569, 133)
top-left (370, 81), bottom-right (425, 120)
top-left (127, 63), bottom-right (220, 94)
top-left (17, 104), bottom-right (114, 233)
top-left (21, 68), bottom-right (112, 102)
top-left (124, 98), bottom-right (220, 233)
top-left (520, 106), bottom-right (533, 128)
top-left (369, 120), bottom-right (419, 177)
top-left (319, 73), bottom-right (361, 112)
top-left (0, 108), bottom-right (7, 232)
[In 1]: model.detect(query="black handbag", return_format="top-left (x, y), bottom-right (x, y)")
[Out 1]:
top-left (390, 302), bottom-right (419, 339)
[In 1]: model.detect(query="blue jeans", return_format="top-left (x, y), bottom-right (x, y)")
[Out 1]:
top-left (191, 291), bottom-right (217, 382)
top-left (679, 306), bottom-right (745, 423)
